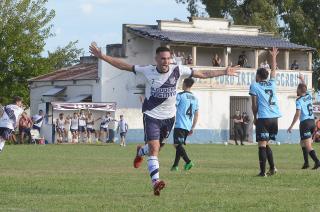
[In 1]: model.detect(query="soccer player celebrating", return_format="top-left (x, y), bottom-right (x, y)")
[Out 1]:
top-left (249, 47), bottom-right (281, 177)
top-left (0, 96), bottom-right (24, 153)
top-left (288, 74), bottom-right (320, 169)
top-left (171, 78), bottom-right (198, 171)
top-left (89, 43), bottom-right (239, 196)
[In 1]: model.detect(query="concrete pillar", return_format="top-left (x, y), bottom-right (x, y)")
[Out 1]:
top-left (224, 47), bottom-right (229, 67)
top-left (254, 49), bottom-right (259, 69)
top-left (308, 52), bottom-right (313, 71)
top-left (284, 50), bottom-right (289, 70)
top-left (192, 46), bottom-right (197, 66)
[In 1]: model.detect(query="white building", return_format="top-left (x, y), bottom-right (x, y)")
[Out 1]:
top-left (29, 17), bottom-right (315, 144)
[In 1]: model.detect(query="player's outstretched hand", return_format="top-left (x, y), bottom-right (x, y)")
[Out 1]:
top-left (297, 73), bottom-right (304, 82)
top-left (225, 65), bottom-right (240, 76)
top-left (287, 127), bottom-right (292, 133)
top-left (269, 47), bottom-right (279, 58)
top-left (89, 42), bottom-right (103, 59)
top-left (188, 130), bottom-right (193, 136)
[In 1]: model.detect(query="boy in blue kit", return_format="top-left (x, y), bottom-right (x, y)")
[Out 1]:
top-left (249, 47), bottom-right (281, 177)
top-left (171, 78), bottom-right (199, 171)
top-left (288, 74), bottom-right (320, 169)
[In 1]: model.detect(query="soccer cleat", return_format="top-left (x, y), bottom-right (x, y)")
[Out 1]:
top-left (153, 180), bottom-right (166, 196)
top-left (184, 161), bottom-right (194, 171)
top-left (301, 163), bottom-right (310, 169)
top-left (312, 162), bottom-right (320, 170)
top-left (257, 172), bottom-right (267, 177)
top-left (171, 166), bottom-right (179, 171)
top-left (267, 167), bottom-right (278, 176)
top-left (133, 145), bottom-right (144, 168)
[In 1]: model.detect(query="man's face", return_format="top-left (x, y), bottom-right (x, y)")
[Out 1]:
top-left (39, 111), bottom-right (44, 116)
top-left (120, 116), bottom-right (123, 120)
top-left (155, 51), bottom-right (171, 72)
top-left (16, 100), bottom-right (22, 107)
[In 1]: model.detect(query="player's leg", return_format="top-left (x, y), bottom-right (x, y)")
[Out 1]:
top-left (0, 128), bottom-right (9, 152)
top-left (234, 127), bottom-right (239, 145)
top-left (20, 130), bottom-right (25, 144)
top-left (300, 140), bottom-right (309, 169)
top-left (171, 128), bottom-right (181, 170)
top-left (304, 138), bottom-right (320, 169)
top-left (256, 119), bottom-right (268, 176)
top-left (240, 127), bottom-right (244, 145)
top-left (265, 119), bottom-right (277, 176)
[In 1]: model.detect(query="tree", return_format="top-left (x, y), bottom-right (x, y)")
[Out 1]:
top-left (0, 0), bottom-right (83, 105)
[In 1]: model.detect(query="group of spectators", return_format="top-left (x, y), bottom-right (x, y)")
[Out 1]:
top-left (171, 51), bottom-right (193, 65)
top-left (232, 110), bottom-right (250, 145)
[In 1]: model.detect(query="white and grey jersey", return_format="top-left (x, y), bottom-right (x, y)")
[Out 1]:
top-left (133, 64), bottom-right (193, 120)
top-left (0, 104), bottom-right (23, 130)
top-left (32, 114), bottom-right (44, 128)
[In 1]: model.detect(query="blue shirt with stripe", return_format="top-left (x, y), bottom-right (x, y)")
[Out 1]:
top-left (296, 91), bottom-right (314, 122)
top-left (249, 79), bottom-right (281, 119)
top-left (175, 91), bottom-right (199, 131)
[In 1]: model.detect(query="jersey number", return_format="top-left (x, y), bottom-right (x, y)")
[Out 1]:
top-left (186, 104), bottom-right (193, 119)
top-left (265, 89), bottom-right (275, 106)
top-left (307, 103), bottom-right (313, 116)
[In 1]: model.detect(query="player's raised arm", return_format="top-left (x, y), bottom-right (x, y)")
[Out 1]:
top-left (188, 110), bottom-right (199, 136)
top-left (251, 96), bottom-right (258, 125)
top-left (269, 47), bottom-right (279, 79)
top-left (89, 42), bottom-right (134, 72)
top-left (298, 73), bottom-right (306, 85)
top-left (192, 66), bottom-right (240, 79)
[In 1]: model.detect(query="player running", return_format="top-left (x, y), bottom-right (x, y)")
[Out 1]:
top-left (0, 96), bottom-right (24, 153)
top-left (89, 43), bottom-right (239, 196)
top-left (117, 115), bottom-right (128, 147)
top-left (288, 74), bottom-right (320, 169)
top-left (171, 78), bottom-right (198, 171)
top-left (249, 47), bottom-right (281, 177)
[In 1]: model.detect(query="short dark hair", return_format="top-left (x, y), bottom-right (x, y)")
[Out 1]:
top-left (183, 78), bottom-right (195, 88)
top-left (12, 96), bottom-right (22, 104)
top-left (298, 83), bottom-right (307, 93)
top-left (156, 47), bottom-right (171, 54)
top-left (256, 68), bottom-right (269, 80)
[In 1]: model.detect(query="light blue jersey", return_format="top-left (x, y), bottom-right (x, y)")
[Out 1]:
top-left (249, 79), bottom-right (281, 119)
top-left (296, 91), bottom-right (314, 122)
top-left (175, 91), bottom-right (199, 131)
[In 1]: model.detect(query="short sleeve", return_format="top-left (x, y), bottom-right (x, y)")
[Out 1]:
top-left (176, 93), bottom-right (181, 106)
top-left (249, 83), bottom-right (257, 96)
top-left (194, 97), bottom-right (199, 111)
top-left (133, 65), bottom-right (153, 75)
top-left (179, 65), bottom-right (193, 78)
top-left (296, 100), bottom-right (302, 110)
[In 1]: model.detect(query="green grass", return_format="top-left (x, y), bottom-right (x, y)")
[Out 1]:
top-left (1, 143), bottom-right (320, 212)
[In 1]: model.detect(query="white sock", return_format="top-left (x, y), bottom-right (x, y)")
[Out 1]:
top-left (147, 156), bottom-right (159, 185)
top-left (138, 144), bottom-right (149, 156)
top-left (0, 140), bottom-right (5, 151)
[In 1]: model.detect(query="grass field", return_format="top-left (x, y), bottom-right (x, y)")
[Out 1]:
top-left (1, 143), bottom-right (320, 212)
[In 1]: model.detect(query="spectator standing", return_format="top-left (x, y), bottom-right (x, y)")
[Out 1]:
top-left (55, 113), bottom-right (67, 143)
top-left (260, 60), bottom-right (270, 69)
top-left (212, 54), bottom-right (222, 67)
top-left (186, 54), bottom-right (193, 65)
top-left (70, 112), bottom-right (79, 143)
top-left (19, 112), bottom-right (33, 144)
top-left (291, 60), bottom-right (299, 70)
top-left (78, 110), bottom-right (87, 142)
top-left (32, 110), bottom-right (46, 134)
top-left (117, 115), bottom-right (128, 147)
top-left (238, 51), bottom-right (248, 67)
top-left (233, 110), bottom-right (244, 145)
top-left (174, 51), bottom-right (184, 65)
top-left (242, 112), bottom-right (250, 141)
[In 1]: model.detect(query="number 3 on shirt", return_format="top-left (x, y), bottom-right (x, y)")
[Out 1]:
top-left (265, 89), bottom-right (275, 106)
top-left (186, 104), bottom-right (193, 119)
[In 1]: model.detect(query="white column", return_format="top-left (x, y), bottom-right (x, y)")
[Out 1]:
top-left (308, 52), bottom-right (313, 71)
top-left (192, 46), bottom-right (197, 66)
top-left (284, 50), bottom-right (289, 70)
top-left (254, 49), bottom-right (259, 69)
top-left (224, 47), bottom-right (229, 67)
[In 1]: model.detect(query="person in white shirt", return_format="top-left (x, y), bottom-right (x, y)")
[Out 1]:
top-left (97, 112), bottom-right (114, 142)
top-left (117, 115), bottom-right (128, 147)
top-left (0, 96), bottom-right (24, 153)
top-left (70, 112), bottom-right (79, 143)
top-left (78, 110), bottom-right (87, 143)
top-left (86, 112), bottom-right (97, 143)
top-left (55, 113), bottom-right (67, 143)
top-left (90, 43), bottom-right (239, 196)
top-left (260, 60), bottom-right (270, 69)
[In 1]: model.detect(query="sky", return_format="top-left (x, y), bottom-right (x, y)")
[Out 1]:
top-left (45, 0), bottom-right (191, 55)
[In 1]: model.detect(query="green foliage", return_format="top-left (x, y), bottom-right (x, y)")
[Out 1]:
top-left (0, 0), bottom-right (83, 105)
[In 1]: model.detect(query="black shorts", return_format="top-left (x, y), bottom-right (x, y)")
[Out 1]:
top-left (120, 132), bottom-right (126, 138)
top-left (32, 125), bottom-right (41, 133)
top-left (78, 126), bottom-right (86, 132)
top-left (100, 127), bottom-right (108, 132)
top-left (0, 127), bottom-right (13, 140)
top-left (300, 119), bottom-right (315, 140)
top-left (143, 114), bottom-right (175, 145)
top-left (256, 118), bottom-right (278, 142)
top-left (70, 129), bottom-right (78, 133)
top-left (87, 128), bottom-right (95, 133)
top-left (173, 128), bottom-right (189, 145)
